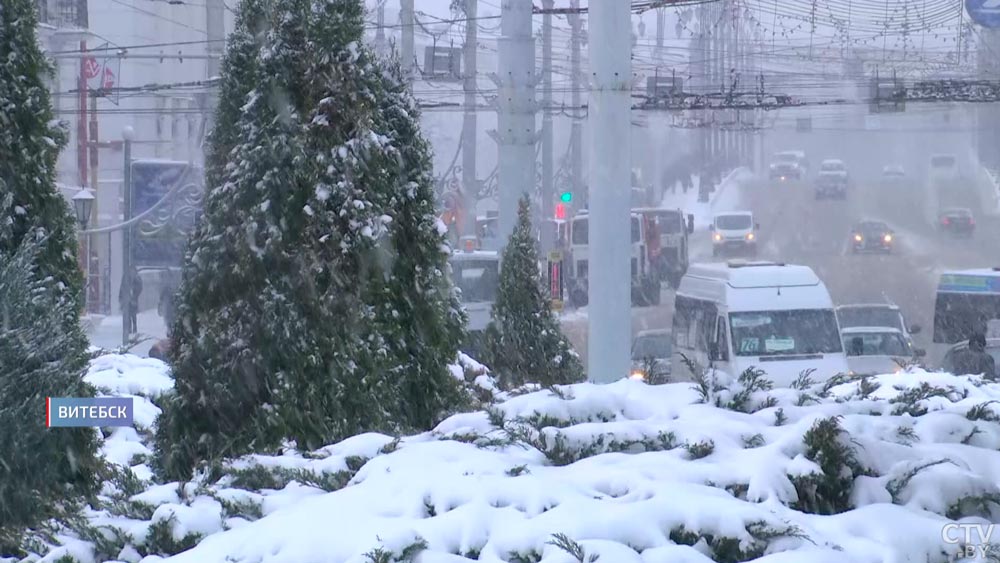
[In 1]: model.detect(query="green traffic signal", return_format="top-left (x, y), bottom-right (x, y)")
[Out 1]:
top-left (560, 192), bottom-right (572, 203)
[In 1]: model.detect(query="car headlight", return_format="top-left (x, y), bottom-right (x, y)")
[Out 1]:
top-left (746, 232), bottom-right (755, 241)
top-left (883, 234), bottom-right (892, 242)
top-left (630, 370), bottom-right (646, 380)
top-left (854, 234), bottom-right (863, 242)
top-left (713, 233), bottom-right (722, 242)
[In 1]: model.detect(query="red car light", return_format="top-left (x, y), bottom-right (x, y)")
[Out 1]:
top-left (942, 217), bottom-right (950, 225)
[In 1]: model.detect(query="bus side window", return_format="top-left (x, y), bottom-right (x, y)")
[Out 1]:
top-left (715, 317), bottom-right (729, 361)
top-left (673, 297), bottom-right (692, 348)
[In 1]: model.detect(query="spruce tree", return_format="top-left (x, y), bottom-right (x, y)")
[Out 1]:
top-left (155, 0), bottom-right (314, 479)
top-left (0, 0), bottom-right (100, 549)
top-left (156, 0), bottom-right (468, 479)
top-left (202, 0), bottom-right (267, 195)
top-left (0, 0), bottom-right (83, 310)
top-left (484, 196), bottom-right (584, 389)
top-left (0, 239), bottom-right (101, 553)
top-left (368, 61), bottom-right (469, 430)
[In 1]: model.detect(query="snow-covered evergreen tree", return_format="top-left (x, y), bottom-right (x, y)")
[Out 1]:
top-left (484, 196), bottom-right (584, 389)
top-left (202, 0), bottom-right (267, 194)
top-left (0, 238), bottom-right (101, 552)
top-left (155, 0), bottom-right (315, 479)
top-left (156, 0), bottom-right (468, 479)
top-left (367, 59), bottom-right (469, 430)
top-left (0, 0), bottom-right (82, 311)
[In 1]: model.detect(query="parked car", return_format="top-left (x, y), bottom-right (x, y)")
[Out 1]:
top-left (836, 303), bottom-right (921, 347)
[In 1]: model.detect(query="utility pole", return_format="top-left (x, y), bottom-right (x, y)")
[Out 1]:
top-left (121, 126), bottom-right (135, 346)
top-left (587, 1), bottom-right (632, 383)
top-left (569, 0), bottom-right (583, 209)
top-left (490, 0), bottom-right (536, 244)
top-left (78, 41), bottom-right (88, 189)
top-left (400, 0), bottom-right (415, 82)
top-left (540, 0), bottom-right (554, 254)
top-left (462, 0), bottom-right (478, 241)
top-left (655, 7), bottom-right (666, 63)
top-left (375, 0), bottom-right (388, 56)
top-left (205, 0), bottom-right (224, 136)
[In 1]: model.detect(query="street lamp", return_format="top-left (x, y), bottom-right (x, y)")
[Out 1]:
top-left (72, 188), bottom-right (95, 228)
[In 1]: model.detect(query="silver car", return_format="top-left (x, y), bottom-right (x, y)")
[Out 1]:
top-left (630, 329), bottom-right (672, 381)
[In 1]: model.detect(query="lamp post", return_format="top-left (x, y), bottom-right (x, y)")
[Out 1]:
top-left (72, 188), bottom-right (95, 312)
top-left (121, 126), bottom-right (134, 345)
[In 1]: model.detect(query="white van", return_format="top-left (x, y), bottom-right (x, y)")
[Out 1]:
top-left (712, 211), bottom-right (759, 257)
top-left (671, 261), bottom-right (849, 387)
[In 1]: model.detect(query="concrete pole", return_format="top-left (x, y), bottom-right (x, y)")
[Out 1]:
top-left (400, 0), bottom-right (415, 81)
top-left (205, 0), bottom-right (224, 135)
top-left (655, 8), bottom-right (665, 63)
top-left (569, 0), bottom-right (583, 209)
top-left (121, 127), bottom-right (134, 345)
top-left (375, 0), bottom-right (388, 56)
top-left (540, 0), bottom-right (554, 254)
top-left (462, 0), bottom-right (478, 240)
top-left (587, 1), bottom-right (632, 383)
top-left (493, 0), bottom-right (536, 244)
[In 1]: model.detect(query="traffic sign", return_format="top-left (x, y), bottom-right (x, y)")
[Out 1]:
top-left (548, 250), bottom-right (563, 262)
top-left (966, 0), bottom-right (1000, 28)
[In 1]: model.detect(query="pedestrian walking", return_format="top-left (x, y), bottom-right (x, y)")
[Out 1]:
top-left (119, 267), bottom-right (142, 335)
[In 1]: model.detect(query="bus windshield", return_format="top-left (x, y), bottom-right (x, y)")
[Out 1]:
top-left (730, 309), bottom-right (843, 357)
top-left (934, 291), bottom-right (1000, 343)
top-left (450, 259), bottom-right (499, 304)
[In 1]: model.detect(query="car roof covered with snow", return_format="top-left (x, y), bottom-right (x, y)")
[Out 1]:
top-left (775, 150), bottom-right (805, 157)
top-left (821, 159), bottom-right (845, 165)
top-left (635, 328), bottom-right (671, 338)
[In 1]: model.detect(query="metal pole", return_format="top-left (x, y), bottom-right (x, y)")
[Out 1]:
top-left (205, 0), bottom-right (224, 138)
top-left (121, 128), bottom-right (133, 345)
top-left (569, 0), bottom-right (583, 209)
top-left (587, 1), bottom-right (632, 383)
top-left (88, 92), bottom-right (99, 313)
top-left (462, 0), bottom-right (478, 241)
top-left (540, 0), bottom-right (554, 254)
top-left (494, 0), bottom-right (536, 244)
top-left (78, 41), bottom-right (88, 188)
top-left (400, 0), bottom-right (415, 82)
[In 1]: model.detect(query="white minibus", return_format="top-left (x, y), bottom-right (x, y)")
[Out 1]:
top-left (671, 261), bottom-right (849, 387)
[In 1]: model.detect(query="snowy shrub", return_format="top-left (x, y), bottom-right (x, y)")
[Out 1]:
top-left (792, 416), bottom-right (871, 515)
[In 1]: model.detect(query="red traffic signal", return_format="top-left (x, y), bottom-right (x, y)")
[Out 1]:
top-left (555, 202), bottom-right (566, 220)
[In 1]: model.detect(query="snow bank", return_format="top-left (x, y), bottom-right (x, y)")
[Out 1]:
top-left (30, 357), bottom-right (1000, 563)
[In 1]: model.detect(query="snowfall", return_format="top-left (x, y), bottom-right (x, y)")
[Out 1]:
top-left (17, 350), bottom-right (1000, 563)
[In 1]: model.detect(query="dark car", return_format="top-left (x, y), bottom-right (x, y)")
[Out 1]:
top-left (815, 172), bottom-right (848, 200)
top-left (938, 207), bottom-right (975, 238)
top-left (940, 338), bottom-right (1000, 378)
top-left (851, 220), bottom-right (895, 254)
top-left (768, 151), bottom-right (805, 181)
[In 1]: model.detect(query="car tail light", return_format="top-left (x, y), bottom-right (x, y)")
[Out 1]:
top-left (942, 217), bottom-right (950, 225)
top-left (970, 217), bottom-right (976, 226)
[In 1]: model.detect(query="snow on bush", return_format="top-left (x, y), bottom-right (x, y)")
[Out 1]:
top-left (23, 356), bottom-right (1000, 563)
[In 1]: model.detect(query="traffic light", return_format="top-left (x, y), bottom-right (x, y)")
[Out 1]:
top-left (554, 202), bottom-right (566, 220)
top-left (560, 191), bottom-right (572, 203)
